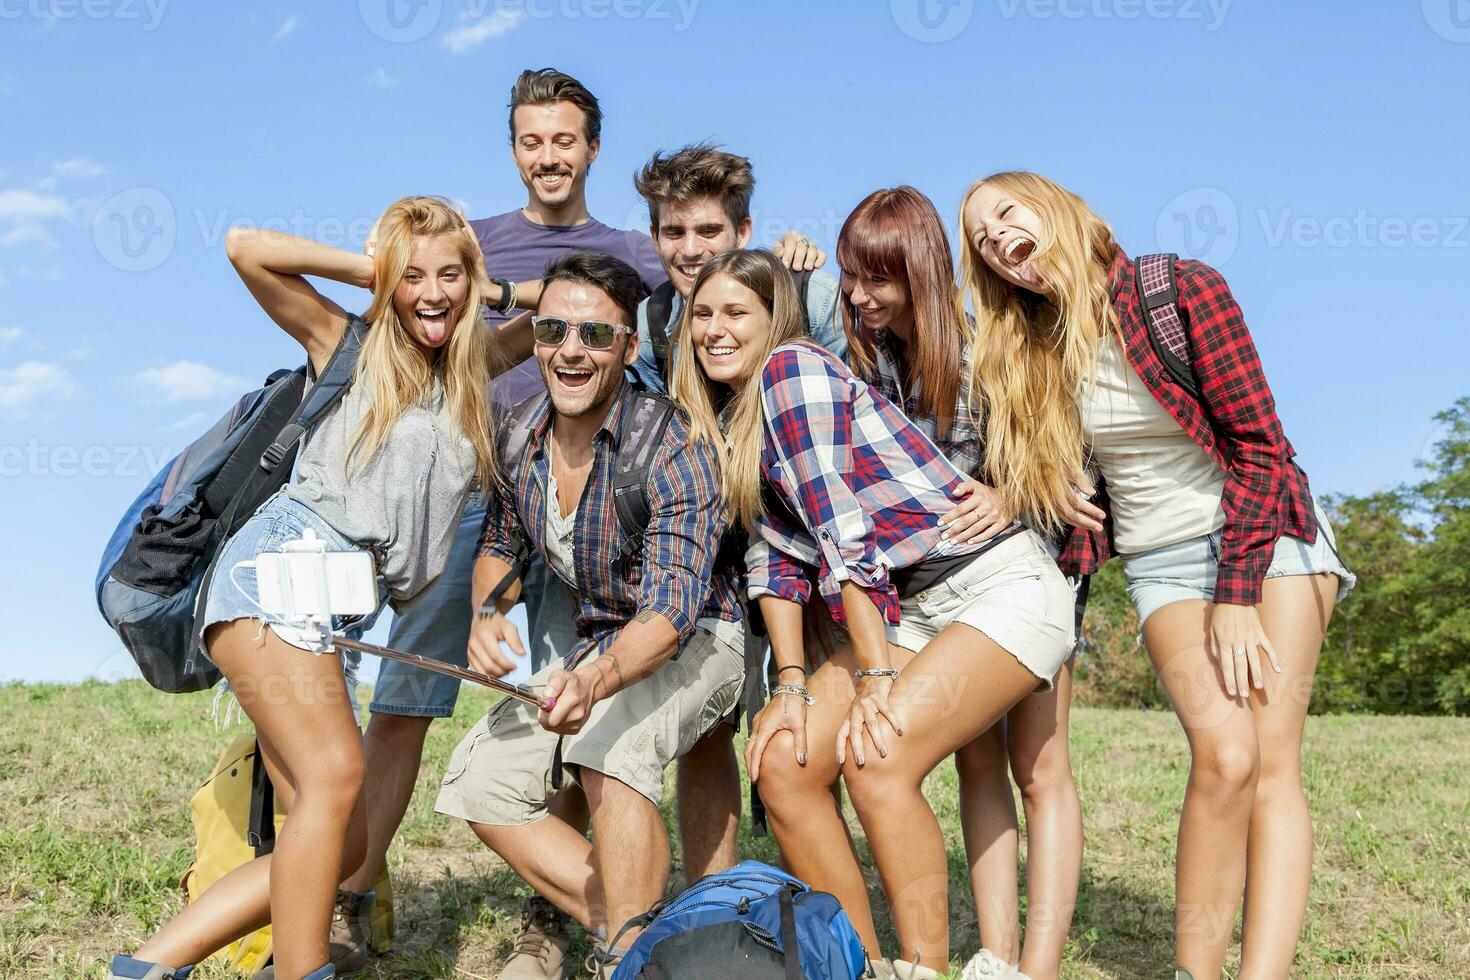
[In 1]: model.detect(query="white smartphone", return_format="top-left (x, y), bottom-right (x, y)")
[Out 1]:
top-left (255, 550), bottom-right (378, 618)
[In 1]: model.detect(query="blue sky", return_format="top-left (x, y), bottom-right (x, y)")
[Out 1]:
top-left (2, 0), bottom-right (1467, 683)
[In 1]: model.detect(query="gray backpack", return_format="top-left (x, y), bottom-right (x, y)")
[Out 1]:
top-left (94, 317), bottom-right (367, 692)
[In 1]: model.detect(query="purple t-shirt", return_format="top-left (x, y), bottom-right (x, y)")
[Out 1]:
top-left (472, 209), bottom-right (667, 405)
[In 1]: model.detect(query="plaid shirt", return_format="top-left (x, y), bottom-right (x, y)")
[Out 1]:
top-left (746, 343), bottom-right (1004, 625)
top-left (865, 328), bottom-right (984, 477)
top-left (1058, 249), bottom-right (1318, 606)
top-left (477, 385), bottom-right (741, 667)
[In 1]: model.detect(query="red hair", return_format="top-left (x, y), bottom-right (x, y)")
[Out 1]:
top-left (836, 186), bottom-right (965, 430)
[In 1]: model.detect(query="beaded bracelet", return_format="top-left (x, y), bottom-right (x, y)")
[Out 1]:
top-left (853, 667), bottom-right (900, 681)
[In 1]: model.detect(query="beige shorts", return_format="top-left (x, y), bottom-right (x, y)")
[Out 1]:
top-left (886, 530), bottom-right (1075, 688)
top-left (434, 627), bottom-right (744, 826)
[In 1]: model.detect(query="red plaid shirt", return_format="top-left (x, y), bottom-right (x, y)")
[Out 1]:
top-left (1058, 249), bottom-right (1318, 606)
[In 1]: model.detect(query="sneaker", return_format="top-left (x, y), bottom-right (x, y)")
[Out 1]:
top-left (582, 940), bottom-right (627, 980)
top-left (961, 948), bottom-right (1020, 978)
top-left (302, 967), bottom-right (335, 980)
top-left (252, 890), bottom-right (375, 979)
top-left (1175, 971), bottom-right (1196, 980)
top-left (866, 957), bottom-right (897, 979)
top-left (892, 959), bottom-right (944, 980)
top-left (499, 896), bottom-right (571, 979)
top-left (108, 956), bottom-right (193, 980)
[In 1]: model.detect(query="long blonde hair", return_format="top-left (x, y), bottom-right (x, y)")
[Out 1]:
top-left (669, 249), bottom-right (809, 527)
top-left (957, 171), bottom-right (1119, 534)
top-left (352, 196), bottom-right (498, 486)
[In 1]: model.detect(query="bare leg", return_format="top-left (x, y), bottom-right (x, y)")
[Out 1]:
top-left (582, 770), bottom-right (671, 944)
top-left (676, 724), bottom-right (742, 879)
top-left (1238, 574), bottom-right (1337, 979)
top-left (342, 712), bottom-right (432, 891)
top-left (955, 727), bottom-right (1020, 964)
top-left (757, 646), bottom-right (889, 957)
top-left (137, 619), bottom-right (367, 979)
top-left (843, 624), bottom-right (1041, 967)
top-left (1146, 601), bottom-right (1261, 980)
top-left (1007, 658), bottom-right (1082, 980)
top-left (470, 815), bottom-right (600, 928)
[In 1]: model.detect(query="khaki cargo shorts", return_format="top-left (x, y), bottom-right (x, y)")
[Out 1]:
top-left (435, 627), bottom-right (743, 826)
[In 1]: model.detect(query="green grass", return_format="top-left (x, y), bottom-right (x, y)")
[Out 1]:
top-left (2, 681), bottom-right (1466, 978)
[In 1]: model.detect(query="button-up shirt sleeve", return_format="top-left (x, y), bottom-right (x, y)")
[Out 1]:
top-left (475, 481), bottom-right (522, 564)
top-left (759, 345), bottom-right (896, 618)
top-left (1177, 259), bottom-right (1289, 606)
top-left (745, 529), bottom-right (815, 605)
top-left (635, 429), bottom-right (728, 640)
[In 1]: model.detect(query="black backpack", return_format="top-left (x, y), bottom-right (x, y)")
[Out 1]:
top-left (644, 269), bottom-right (814, 388)
top-left (480, 386), bottom-right (678, 608)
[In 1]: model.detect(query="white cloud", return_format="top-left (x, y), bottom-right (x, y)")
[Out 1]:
top-left (367, 67), bottom-right (397, 88)
top-left (51, 158), bottom-right (108, 179)
top-left (441, 9), bottom-right (524, 52)
top-left (0, 360), bottom-right (76, 412)
top-left (133, 361), bottom-right (248, 402)
top-left (272, 15), bottom-right (299, 42)
top-left (161, 410), bottom-right (212, 432)
top-left (0, 327), bottom-right (25, 347)
top-left (0, 188), bottom-right (73, 223)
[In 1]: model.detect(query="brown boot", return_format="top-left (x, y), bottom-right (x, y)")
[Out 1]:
top-left (252, 890), bottom-right (374, 979)
top-left (498, 896), bottom-right (570, 979)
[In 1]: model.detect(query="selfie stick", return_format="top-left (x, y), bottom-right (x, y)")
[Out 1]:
top-left (332, 636), bottom-right (553, 711)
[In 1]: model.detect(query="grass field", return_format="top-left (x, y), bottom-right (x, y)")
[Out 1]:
top-left (2, 681), bottom-right (1466, 978)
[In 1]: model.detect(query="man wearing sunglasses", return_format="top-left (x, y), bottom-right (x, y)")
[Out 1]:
top-left (436, 251), bottom-right (744, 979)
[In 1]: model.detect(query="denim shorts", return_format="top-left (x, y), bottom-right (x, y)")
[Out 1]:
top-left (886, 530), bottom-right (1076, 688)
top-left (1121, 502), bottom-right (1357, 626)
top-left (200, 490), bottom-right (388, 654)
top-left (368, 492), bottom-right (582, 718)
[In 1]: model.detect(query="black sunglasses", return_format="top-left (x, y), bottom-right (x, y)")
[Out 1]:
top-left (531, 315), bottom-right (634, 351)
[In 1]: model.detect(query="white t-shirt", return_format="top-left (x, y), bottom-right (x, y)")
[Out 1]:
top-left (1080, 337), bottom-right (1225, 554)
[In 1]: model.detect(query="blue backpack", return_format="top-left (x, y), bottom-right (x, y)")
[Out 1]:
top-left (611, 861), bottom-right (866, 980)
top-left (94, 317), bottom-right (367, 693)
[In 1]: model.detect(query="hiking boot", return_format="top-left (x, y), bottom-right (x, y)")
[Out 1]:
top-left (252, 889), bottom-right (374, 978)
top-left (1175, 971), bottom-right (1196, 980)
top-left (892, 959), bottom-right (944, 980)
top-left (961, 947), bottom-right (1021, 978)
top-left (499, 896), bottom-right (571, 979)
top-left (108, 956), bottom-right (193, 980)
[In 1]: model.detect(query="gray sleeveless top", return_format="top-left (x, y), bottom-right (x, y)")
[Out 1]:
top-left (285, 355), bottom-right (477, 606)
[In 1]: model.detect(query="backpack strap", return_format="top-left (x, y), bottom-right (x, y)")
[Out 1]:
top-left (778, 884), bottom-right (804, 980)
top-left (247, 739), bottom-right (276, 858)
top-left (478, 394), bottom-right (549, 613)
top-left (258, 314), bottom-right (370, 474)
top-left (1133, 253), bottom-right (1200, 400)
top-left (611, 390), bottom-right (677, 572)
top-left (645, 280), bottom-right (678, 383)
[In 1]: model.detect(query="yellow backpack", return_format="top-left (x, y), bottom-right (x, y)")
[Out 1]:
top-left (181, 734), bottom-right (395, 973)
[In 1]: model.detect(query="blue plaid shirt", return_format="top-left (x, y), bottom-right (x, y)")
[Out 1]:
top-left (746, 343), bottom-right (1010, 626)
top-left (478, 384), bottom-right (742, 667)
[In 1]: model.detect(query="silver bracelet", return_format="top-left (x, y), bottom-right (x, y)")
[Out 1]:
top-left (853, 667), bottom-right (900, 681)
top-left (771, 683), bottom-right (815, 706)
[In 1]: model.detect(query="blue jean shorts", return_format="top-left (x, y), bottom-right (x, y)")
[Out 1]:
top-left (368, 492), bottom-right (581, 718)
top-left (200, 490), bottom-right (388, 653)
top-left (1121, 502), bottom-right (1357, 626)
